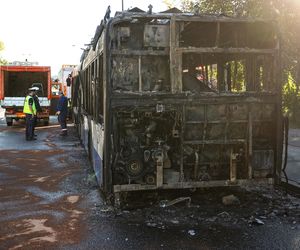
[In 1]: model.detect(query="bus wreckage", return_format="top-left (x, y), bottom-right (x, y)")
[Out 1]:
top-left (72, 7), bottom-right (283, 204)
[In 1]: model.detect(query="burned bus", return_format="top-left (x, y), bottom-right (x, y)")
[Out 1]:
top-left (72, 7), bottom-right (282, 204)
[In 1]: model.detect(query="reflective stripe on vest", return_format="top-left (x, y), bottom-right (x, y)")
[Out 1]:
top-left (23, 95), bottom-right (37, 115)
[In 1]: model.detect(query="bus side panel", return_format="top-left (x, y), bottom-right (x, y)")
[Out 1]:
top-left (81, 115), bottom-right (89, 152)
top-left (91, 120), bottom-right (105, 187)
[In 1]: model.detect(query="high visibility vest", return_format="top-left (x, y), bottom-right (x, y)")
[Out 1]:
top-left (23, 95), bottom-right (37, 115)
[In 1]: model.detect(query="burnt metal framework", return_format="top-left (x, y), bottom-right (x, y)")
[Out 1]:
top-left (72, 10), bottom-right (283, 200)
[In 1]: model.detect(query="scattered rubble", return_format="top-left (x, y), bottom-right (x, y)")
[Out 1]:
top-left (100, 206), bottom-right (115, 213)
top-left (222, 194), bottom-right (240, 206)
top-left (188, 230), bottom-right (196, 236)
top-left (91, 186), bottom-right (299, 239)
top-left (248, 216), bottom-right (265, 226)
top-left (159, 197), bottom-right (191, 208)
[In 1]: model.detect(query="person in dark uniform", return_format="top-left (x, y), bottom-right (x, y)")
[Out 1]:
top-left (31, 87), bottom-right (42, 136)
top-left (66, 74), bottom-right (72, 87)
top-left (66, 74), bottom-right (72, 100)
top-left (23, 88), bottom-right (37, 141)
top-left (56, 91), bottom-right (68, 136)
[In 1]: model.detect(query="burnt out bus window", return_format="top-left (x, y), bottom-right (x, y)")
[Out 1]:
top-left (97, 55), bottom-right (104, 123)
top-left (141, 56), bottom-right (170, 92)
top-left (94, 59), bottom-right (98, 119)
top-left (90, 62), bottom-right (95, 117)
top-left (112, 56), bottom-right (139, 91)
top-left (111, 55), bottom-right (170, 92)
top-left (89, 65), bottom-right (92, 114)
top-left (88, 67), bottom-right (91, 112)
top-left (84, 68), bottom-right (87, 112)
top-left (182, 53), bottom-right (218, 93)
top-left (182, 53), bottom-right (274, 93)
top-left (87, 66), bottom-right (91, 114)
top-left (180, 21), bottom-right (277, 49)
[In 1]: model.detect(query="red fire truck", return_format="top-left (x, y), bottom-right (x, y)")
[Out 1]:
top-left (0, 62), bottom-right (51, 126)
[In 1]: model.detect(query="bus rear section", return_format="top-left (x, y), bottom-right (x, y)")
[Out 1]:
top-left (75, 9), bottom-right (282, 204)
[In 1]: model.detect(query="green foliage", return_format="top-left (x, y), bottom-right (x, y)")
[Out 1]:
top-left (0, 57), bottom-right (7, 65)
top-left (230, 61), bottom-right (245, 92)
top-left (0, 41), bottom-right (4, 51)
top-left (282, 72), bottom-right (300, 123)
top-left (0, 40), bottom-right (8, 65)
top-left (179, 0), bottom-right (284, 17)
top-left (163, 0), bottom-right (178, 8)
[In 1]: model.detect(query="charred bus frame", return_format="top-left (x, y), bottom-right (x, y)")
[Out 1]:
top-left (72, 8), bottom-right (282, 204)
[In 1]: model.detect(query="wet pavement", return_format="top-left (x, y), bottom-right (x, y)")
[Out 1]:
top-left (0, 110), bottom-right (299, 249)
top-left (285, 128), bottom-right (300, 187)
top-left (0, 116), bottom-right (90, 249)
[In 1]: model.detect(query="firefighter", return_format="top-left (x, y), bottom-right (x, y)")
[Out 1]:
top-left (56, 91), bottom-right (68, 136)
top-left (23, 87), bottom-right (37, 141)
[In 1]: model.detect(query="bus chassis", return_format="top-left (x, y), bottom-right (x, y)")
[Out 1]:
top-left (72, 7), bottom-right (282, 204)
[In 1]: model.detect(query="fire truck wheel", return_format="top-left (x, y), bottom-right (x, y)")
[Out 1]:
top-left (43, 119), bottom-right (49, 126)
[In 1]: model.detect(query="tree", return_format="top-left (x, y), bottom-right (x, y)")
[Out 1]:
top-left (0, 41), bottom-right (4, 51)
top-left (0, 41), bottom-right (7, 64)
top-left (163, 0), bottom-right (181, 9)
top-left (0, 40), bottom-right (8, 65)
top-left (174, 0), bottom-right (300, 76)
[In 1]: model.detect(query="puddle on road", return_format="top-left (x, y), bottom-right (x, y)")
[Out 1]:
top-left (0, 200), bottom-right (30, 212)
top-left (67, 195), bottom-right (80, 204)
top-left (7, 151), bottom-right (20, 154)
top-left (45, 142), bottom-right (57, 148)
top-left (0, 143), bottom-right (86, 248)
top-left (0, 210), bottom-right (66, 223)
top-left (66, 209), bottom-right (83, 231)
top-left (15, 158), bottom-right (39, 162)
top-left (0, 218), bottom-right (57, 248)
top-left (23, 218), bottom-right (57, 241)
top-left (25, 186), bottom-right (66, 204)
top-left (0, 164), bottom-right (20, 170)
top-left (34, 176), bottom-right (50, 183)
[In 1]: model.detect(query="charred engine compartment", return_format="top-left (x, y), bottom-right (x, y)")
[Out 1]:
top-left (113, 108), bottom-right (181, 185)
top-left (111, 102), bottom-right (264, 186)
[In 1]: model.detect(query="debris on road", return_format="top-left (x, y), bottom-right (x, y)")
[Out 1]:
top-left (248, 216), bottom-right (265, 225)
top-left (222, 194), bottom-right (240, 206)
top-left (188, 230), bottom-right (196, 236)
top-left (170, 219), bottom-right (179, 224)
top-left (159, 197), bottom-right (191, 208)
top-left (100, 206), bottom-right (115, 213)
top-left (146, 221), bottom-right (165, 229)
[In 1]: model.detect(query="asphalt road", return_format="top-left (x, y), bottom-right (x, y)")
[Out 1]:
top-left (284, 128), bottom-right (300, 187)
top-left (0, 110), bottom-right (299, 249)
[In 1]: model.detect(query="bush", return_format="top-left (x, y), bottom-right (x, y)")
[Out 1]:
top-left (282, 72), bottom-right (300, 126)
